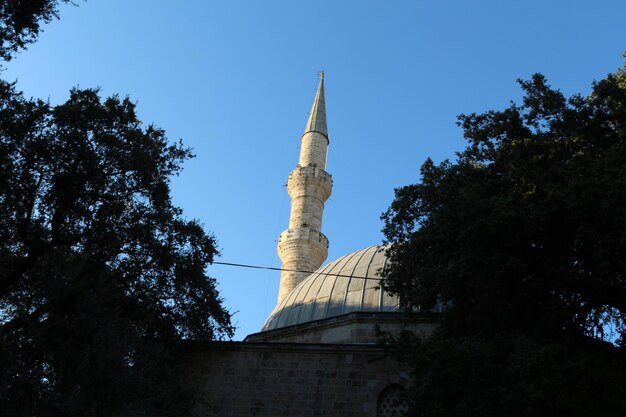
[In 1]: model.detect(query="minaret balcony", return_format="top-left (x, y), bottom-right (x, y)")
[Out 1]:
top-left (286, 165), bottom-right (332, 201)
top-left (277, 228), bottom-right (329, 249)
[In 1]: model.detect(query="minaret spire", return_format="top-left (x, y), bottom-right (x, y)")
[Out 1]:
top-left (276, 73), bottom-right (332, 304)
top-left (303, 71), bottom-right (328, 140)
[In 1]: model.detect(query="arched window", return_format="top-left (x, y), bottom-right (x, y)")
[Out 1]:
top-left (377, 384), bottom-right (408, 417)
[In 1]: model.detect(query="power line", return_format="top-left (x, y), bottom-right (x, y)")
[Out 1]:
top-left (212, 261), bottom-right (383, 281)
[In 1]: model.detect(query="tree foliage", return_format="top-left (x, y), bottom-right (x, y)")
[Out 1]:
top-left (382, 62), bottom-right (626, 416)
top-left (0, 0), bottom-right (74, 62)
top-left (0, 81), bottom-right (233, 416)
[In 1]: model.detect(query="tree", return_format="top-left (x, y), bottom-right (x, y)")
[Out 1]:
top-left (0, 0), bottom-right (75, 62)
top-left (0, 81), bottom-right (233, 416)
top-left (382, 62), bottom-right (626, 416)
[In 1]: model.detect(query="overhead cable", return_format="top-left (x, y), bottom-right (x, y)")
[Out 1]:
top-left (212, 261), bottom-right (383, 281)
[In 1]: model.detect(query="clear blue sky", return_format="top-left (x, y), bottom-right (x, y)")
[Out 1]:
top-left (4, 0), bottom-right (625, 339)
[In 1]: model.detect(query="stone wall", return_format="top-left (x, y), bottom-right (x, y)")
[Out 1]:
top-left (183, 341), bottom-right (410, 417)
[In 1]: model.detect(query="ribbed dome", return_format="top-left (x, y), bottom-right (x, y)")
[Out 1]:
top-left (262, 246), bottom-right (399, 331)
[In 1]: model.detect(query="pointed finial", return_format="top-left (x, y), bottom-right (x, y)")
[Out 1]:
top-left (304, 72), bottom-right (328, 140)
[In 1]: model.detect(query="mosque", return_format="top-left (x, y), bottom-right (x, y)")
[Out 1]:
top-left (186, 74), bottom-right (434, 416)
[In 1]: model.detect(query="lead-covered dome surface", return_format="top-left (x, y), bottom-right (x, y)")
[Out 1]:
top-left (262, 246), bottom-right (399, 331)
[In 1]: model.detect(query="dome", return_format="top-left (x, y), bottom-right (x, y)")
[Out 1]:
top-left (262, 246), bottom-right (399, 331)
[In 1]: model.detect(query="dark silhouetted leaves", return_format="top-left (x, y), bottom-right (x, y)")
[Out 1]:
top-left (0, 0), bottom-right (75, 62)
top-left (0, 81), bottom-right (233, 417)
top-left (382, 62), bottom-right (626, 416)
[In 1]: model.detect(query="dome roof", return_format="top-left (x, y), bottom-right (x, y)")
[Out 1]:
top-left (262, 246), bottom-right (399, 331)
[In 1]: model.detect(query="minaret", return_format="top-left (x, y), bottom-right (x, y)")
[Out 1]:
top-left (276, 72), bottom-right (332, 304)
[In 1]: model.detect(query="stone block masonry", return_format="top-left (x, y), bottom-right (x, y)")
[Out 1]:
top-left (183, 341), bottom-right (410, 417)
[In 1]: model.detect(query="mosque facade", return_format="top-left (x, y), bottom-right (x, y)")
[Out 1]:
top-left (187, 75), bottom-right (432, 416)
